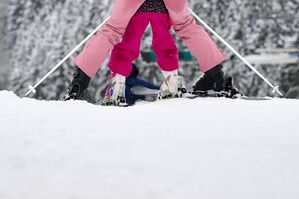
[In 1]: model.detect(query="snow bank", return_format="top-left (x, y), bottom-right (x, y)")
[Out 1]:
top-left (0, 90), bottom-right (299, 199)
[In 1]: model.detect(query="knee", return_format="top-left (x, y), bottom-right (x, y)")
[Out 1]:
top-left (100, 22), bottom-right (126, 45)
top-left (155, 48), bottom-right (178, 58)
top-left (152, 34), bottom-right (178, 51)
top-left (172, 15), bottom-right (196, 32)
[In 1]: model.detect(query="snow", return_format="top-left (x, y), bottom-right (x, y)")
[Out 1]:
top-left (244, 53), bottom-right (299, 64)
top-left (0, 90), bottom-right (299, 199)
top-left (244, 48), bottom-right (299, 65)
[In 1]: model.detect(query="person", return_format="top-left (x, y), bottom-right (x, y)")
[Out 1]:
top-left (103, 63), bottom-right (160, 106)
top-left (64, 0), bottom-right (231, 103)
top-left (106, 0), bottom-right (187, 104)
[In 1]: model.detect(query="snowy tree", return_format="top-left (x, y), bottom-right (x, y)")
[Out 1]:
top-left (6, 0), bottom-right (113, 100)
top-left (190, 0), bottom-right (299, 98)
top-left (4, 0), bottom-right (299, 100)
top-left (0, 0), bottom-right (9, 90)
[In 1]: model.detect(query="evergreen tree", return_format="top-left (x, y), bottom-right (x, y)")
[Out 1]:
top-left (5, 0), bottom-right (299, 100)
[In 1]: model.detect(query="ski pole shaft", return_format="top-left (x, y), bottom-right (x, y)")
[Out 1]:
top-left (187, 7), bottom-right (283, 96)
top-left (25, 16), bottom-right (111, 97)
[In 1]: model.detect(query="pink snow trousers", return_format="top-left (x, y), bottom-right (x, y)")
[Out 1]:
top-left (74, 0), bottom-right (225, 78)
top-left (108, 12), bottom-right (179, 77)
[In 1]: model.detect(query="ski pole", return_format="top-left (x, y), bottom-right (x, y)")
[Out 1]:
top-left (25, 16), bottom-right (111, 97)
top-left (187, 7), bottom-right (283, 96)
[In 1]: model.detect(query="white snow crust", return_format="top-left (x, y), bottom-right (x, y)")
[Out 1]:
top-left (0, 90), bottom-right (299, 199)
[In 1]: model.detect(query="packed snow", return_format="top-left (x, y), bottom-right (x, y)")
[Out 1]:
top-left (0, 90), bottom-right (299, 199)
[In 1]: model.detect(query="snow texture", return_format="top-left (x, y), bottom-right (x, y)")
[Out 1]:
top-left (0, 90), bottom-right (299, 199)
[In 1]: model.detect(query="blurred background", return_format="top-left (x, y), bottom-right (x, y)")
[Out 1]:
top-left (0, 0), bottom-right (298, 101)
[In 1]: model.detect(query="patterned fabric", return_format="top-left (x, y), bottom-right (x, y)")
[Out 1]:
top-left (137, 0), bottom-right (168, 13)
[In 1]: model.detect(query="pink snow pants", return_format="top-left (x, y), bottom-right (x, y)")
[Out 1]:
top-left (108, 12), bottom-right (179, 77)
top-left (74, 0), bottom-right (225, 78)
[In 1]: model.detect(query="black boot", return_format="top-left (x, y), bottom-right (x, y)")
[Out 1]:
top-left (193, 64), bottom-right (225, 93)
top-left (224, 77), bottom-right (241, 98)
top-left (64, 67), bottom-right (90, 100)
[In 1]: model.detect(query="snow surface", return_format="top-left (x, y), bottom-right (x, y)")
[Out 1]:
top-left (0, 90), bottom-right (299, 199)
top-left (244, 53), bottom-right (299, 64)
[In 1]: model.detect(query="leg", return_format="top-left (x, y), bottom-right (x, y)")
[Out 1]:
top-left (150, 13), bottom-right (179, 72)
top-left (65, 0), bottom-right (144, 101)
top-left (105, 13), bottom-right (150, 105)
top-left (150, 13), bottom-right (184, 98)
top-left (163, 0), bottom-right (225, 72)
top-left (108, 13), bottom-right (151, 77)
top-left (74, 0), bottom-right (145, 77)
